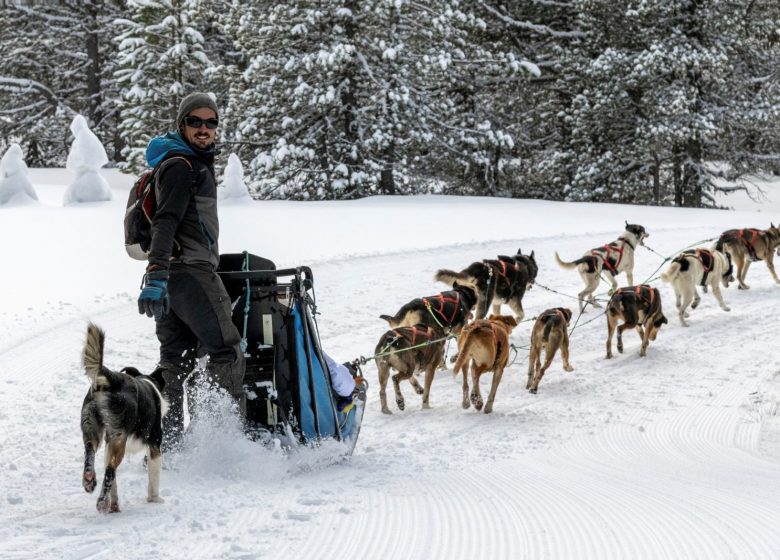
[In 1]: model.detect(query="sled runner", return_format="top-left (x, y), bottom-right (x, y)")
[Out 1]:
top-left (217, 252), bottom-right (365, 454)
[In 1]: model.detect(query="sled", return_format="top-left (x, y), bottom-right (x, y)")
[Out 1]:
top-left (217, 252), bottom-right (365, 455)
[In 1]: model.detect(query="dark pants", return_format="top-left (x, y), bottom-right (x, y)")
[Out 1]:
top-left (155, 263), bottom-right (245, 451)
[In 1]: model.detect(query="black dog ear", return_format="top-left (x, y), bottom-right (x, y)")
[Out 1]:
top-left (530, 250), bottom-right (535, 260)
top-left (121, 366), bottom-right (143, 378)
top-left (453, 281), bottom-right (461, 289)
top-left (149, 368), bottom-right (166, 391)
top-left (517, 247), bottom-right (522, 255)
top-left (625, 220), bottom-right (629, 226)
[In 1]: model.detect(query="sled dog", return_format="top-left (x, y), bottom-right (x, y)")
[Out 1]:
top-left (434, 249), bottom-right (538, 321)
top-left (374, 324), bottom-right (446, 413)
top-left (80, 322), bottom-right (168, 513)
top-left (379, 283), bottom-right (477, 335)
top-left (452, 314), bottom-right (518, 414)
top-left (605, 285), bottom-right (667, 359)
top-left (715, 224), bottom-right (780, 289)
top-left (555, 223), bottom-right (648, 313)
top-left (660, 248), bottom-right (734, 326)
top-left (527, 307), bottom-right (574, 394)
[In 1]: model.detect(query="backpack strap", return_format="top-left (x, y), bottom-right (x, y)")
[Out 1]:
top-left (154, 155), bottom-right (196, 192)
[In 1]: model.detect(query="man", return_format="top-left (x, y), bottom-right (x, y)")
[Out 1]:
top-left (138, 92), bottom-right (245, 452)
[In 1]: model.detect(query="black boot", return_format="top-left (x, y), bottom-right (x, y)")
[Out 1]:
top-left (155, 364), bottom-right (189, 453)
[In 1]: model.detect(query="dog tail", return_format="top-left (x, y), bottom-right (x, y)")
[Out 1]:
top-left (714, 234), bottom-right (725, 253)
top-left (452, 329), bottom-right (475, 377)
top-left (554, 251), bottom-right (580, 270)
top-left (660, 261), bottom-right (681, 283)
top-left (542, 316), bottom-right (558, 343)
top-left (434, 268), bottom-right (474, 288)
top-left (83, 322), bottom-right (117, 391)
top-left (379, 313), bottom-right (400, 327)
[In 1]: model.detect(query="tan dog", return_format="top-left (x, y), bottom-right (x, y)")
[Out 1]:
top-left (606, 285), bottom-right (667, 359)
top-left (452, 314), bottom-right (517, 414)
top-left (374, 324), bottom-right (446, 414)
top-left (715, 225), bottom-right (780, 289)
top-left (527, 308), bottom-right (574, 394)
top-left (555, 222), bottom-right (648, 313)
top-left (660, 248), bottom-right (733, 326)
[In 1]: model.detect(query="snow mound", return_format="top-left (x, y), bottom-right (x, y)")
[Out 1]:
top-left (0, 143), bottom-right (38, 206)
top-left (63, 114), bottom-right (112, 204)
top-left (219, 153), bottom-right (252, 203)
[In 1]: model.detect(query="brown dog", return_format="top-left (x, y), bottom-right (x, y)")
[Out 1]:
top-left (606, 285), bottom-right (667, 359)
top-left (527, 307), bottom-right (574, 394)
top-left (715, 225), bottom-right (780, 289)
top-left (375, 324), bottom-right (446, 414)
top-left (452, 314), bottom-right (517, 414)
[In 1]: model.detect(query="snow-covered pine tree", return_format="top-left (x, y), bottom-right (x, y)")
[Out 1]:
top-left (0, 1), bottom-right (124, 166)
top-left (115, 0), bottom-right (213, 173)
top-left (558, 0), bottom-right (779, 206)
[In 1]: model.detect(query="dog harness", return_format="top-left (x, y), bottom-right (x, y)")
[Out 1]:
top-left (390, 325), bottom-right (435, 346)
top-left (591, 238), bottom-right (632, 276)
top-left (676, 248), bottom-right (714, 286)
top-left (738, 228), bottom-right (761, 261)
top-left (423, 289), bottom-right (468, 329)
top-left (616, 284), bottom-right (656, 308)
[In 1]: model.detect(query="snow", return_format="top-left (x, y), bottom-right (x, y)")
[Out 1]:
top-left (1, 169), bottom-right (780, 559)
top-left (63, 115), bottom-right (112, 205)
top-left (0, 143), bottom-right (38, 206)
top-left (219, 153), bottom-right (252, 202)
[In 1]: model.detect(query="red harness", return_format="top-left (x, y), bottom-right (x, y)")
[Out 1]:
top-left (422, 292), bottom-right (463, 327)
top-left (617, 285), bottom-right (655, 307)
top-left (391, 325), bottom-right (434, 346)
top-left (592, 241), bottom-right (627, 275)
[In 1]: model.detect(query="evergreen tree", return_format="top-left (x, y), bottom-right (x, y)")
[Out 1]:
top-left (0, 1), bottom-right (124, 166)
top-left (115, 0), bottom-right (213, 172)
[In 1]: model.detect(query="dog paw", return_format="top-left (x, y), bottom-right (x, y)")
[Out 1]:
top-left (484, 404), bottom-right (493, 414)
top-left (470, 394), bottom-right (483, 410)
top-left (381, 407), bottom-right (392, 415)
top-left (528, 387), bottom-right (538, 394)
top-left (723, 306), bottom-right (731, 312)
top-left (413, 386), bottom-right (424, 395)
top-left (82, 470), bottom-right (96, 493)
top-left (395, 399), bottom-right (405, 411)
top-left (462, 398), bottom-right (470, 409)
top-left (96, 497), bottom-right (117, 514)
top-left (147, 495), bottom-right (165, 504)
top-left (564, 365), bottom-right (574, 372)
top-left (422, 402), bottom-right (431, 410)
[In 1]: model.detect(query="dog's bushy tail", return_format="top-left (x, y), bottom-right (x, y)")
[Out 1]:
top-left (452, 329), bottom-right (476, 377)
top-left (714, 234), bottom-right (726, 253)
top-left (554, 252), bottom-right (579, 270)
top-left (660, 261), bottom-right (681, 283)
top-left (379, 313), bottom-right (401, 327)
top-left (434, 269), bottom-right (474, 287)
top-left (83, 322), bottom-right (118, 391)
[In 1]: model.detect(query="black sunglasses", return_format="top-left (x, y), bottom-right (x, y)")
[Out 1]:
top-left (184, 116), bottom-right (219, 130)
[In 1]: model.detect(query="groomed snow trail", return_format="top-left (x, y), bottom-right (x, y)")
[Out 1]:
top-left (1, 227), bottom-right (779, 559)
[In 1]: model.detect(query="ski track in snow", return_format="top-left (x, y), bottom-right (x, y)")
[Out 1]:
top-left (2, 227), bottom-right (780, 559)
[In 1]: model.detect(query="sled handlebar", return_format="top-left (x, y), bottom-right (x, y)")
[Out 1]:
top-left (219, 266), bottom-right (314, 289)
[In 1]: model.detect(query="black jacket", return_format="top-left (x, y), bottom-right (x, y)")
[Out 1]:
top-left (148, 150), bottom-right (220, 271)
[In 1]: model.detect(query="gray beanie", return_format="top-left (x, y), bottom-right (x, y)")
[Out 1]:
top-left (176, 92), bottom-right (219, 128)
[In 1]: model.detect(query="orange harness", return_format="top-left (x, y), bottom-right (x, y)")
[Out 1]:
top-left (617, 284), bottom-right (655, 307)
top-left (739, 228), bottom-right (761, 261)
top-left (391, 325), bottom-right (434, 346)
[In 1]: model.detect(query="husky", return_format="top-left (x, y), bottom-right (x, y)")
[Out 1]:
top-left (715, 224), bottom-right (780, 289)
top-left (434, 249), bottom-right (538, 321)
top-left (379, 283), bottom-right (477, 335)
top-left (80, 323), bottom-right (168, 513)
top-left (374, 324), bottom-right (446, 413)
top-left (555, 223), bottom-right (649, 313)
top-left (452, 314), bottom-right (518, 414)
top-left (527, 307), bottom-right (574, 394)
top-left (605, 285), bottom-right (667, 359)
top-left (660, 247), bottom-right (734, 326)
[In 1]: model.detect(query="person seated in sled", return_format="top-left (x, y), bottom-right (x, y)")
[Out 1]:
top-left (322, 353), bottom-right (363, 412)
